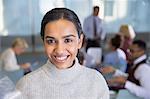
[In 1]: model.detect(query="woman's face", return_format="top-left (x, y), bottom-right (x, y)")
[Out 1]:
top-left (14, 46), bottom-right (25, 55)
top-left (44, 19), bottom-right (83, 69)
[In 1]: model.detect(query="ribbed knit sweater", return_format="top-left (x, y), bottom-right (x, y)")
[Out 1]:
top-left (16, 58), bottom-right (109, 99)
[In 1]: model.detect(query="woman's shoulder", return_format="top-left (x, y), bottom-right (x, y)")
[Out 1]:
top-left (80, 66), bottom-right (105, 81)
top-left (16, 65), bottom-right (45, 89)
top-left (80, 66), bottom-right (109, 96)
top-left (1, 48), bottom-right (13, 56)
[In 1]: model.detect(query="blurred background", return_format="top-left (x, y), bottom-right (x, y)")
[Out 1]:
top-left (0, 0), bottom-right (150, 98)
top-left (0, 0), bottom-right (150, 52)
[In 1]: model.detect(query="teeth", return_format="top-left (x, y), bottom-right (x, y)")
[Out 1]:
top-left (55, 56), bottom-right (68, 61)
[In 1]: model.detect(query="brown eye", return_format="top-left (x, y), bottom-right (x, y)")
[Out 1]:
top-left (46, 39), bottom-right (56, 45)
top-left (64, 38), bottom-right (73, 43)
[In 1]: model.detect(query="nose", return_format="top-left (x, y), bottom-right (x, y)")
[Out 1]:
top-left (54, 42), bottom-right (65, 54)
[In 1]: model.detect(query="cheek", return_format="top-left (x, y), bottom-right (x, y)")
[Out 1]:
top-left (19, 50), bottom-right (24, 54)
top-left (44, 45), bottom-right (53, 55)
top-left (68, 45), bottom-right (78, 56)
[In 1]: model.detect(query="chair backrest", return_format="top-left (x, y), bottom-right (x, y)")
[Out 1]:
top-left (87, 47), bottom-right (102, 64)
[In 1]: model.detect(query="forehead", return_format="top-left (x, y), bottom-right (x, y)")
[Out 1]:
top-left (44, 19), bottom-right (79, 39)
top-left (45, 19), bottom-right (77, 35)
top-left (46, 19), bottom-right (75, 28)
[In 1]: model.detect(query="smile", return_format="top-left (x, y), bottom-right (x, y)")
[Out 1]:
top-left (54, 55), bottom-right (69, 62)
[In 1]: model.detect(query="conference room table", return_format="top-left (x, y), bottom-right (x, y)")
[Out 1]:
top-left (116, 89), bottom-right (142, 99)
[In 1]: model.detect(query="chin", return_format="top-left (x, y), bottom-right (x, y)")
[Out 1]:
top-left (55, 64), bottom-right (69, 69)
top-left (54, 61), bottom-right (74, 69)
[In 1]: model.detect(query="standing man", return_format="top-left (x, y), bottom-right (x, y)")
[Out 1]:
top-left (83, 6), bottom-right (105, 50)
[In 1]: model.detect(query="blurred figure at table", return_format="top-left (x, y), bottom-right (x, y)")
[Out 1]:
top-left (101, 40), bottom-right (150, 99)
top-left (101, 34), bottom-right (127, 78)
top-left (119, 24), bottom-right (136, 61)
top-left (0, 38), bottom-right (31, 75)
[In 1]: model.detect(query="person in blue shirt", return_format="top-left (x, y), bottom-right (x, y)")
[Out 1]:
top-left (102, 35), bottom-right (127, 78)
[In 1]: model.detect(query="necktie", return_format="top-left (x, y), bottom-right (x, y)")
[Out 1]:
top-left (93, 17), bottom-right (97, 37)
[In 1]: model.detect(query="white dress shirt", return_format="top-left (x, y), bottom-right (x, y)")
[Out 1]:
top-left (83, 15), bottom-right (106, 40)
top-left (0, 48), bottom-right (20, 71)
top-left (125, 54), bottom-right (150, 99)
top-left (115, 54), bottom-right (150, 99)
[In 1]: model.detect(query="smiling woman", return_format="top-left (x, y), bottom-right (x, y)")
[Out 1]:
top-left (16, 8), bottom-right (109, 99)
top-left (43, 19), bottom-right (82, 69)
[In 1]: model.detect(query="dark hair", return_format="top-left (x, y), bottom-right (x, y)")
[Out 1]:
top-left (40, 8), bottom-right (83, 40)
top-left (111, 34), bottom-right (121, 49)
top-left (133, 40), bottom-right (146, 51)
top-left (93, 6), bottom-right (99, 11)
top-left (77, 51), bottom-right (85, 65)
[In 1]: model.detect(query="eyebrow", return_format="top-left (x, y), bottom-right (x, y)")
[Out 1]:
top-left (62, 34), bottom-right (76, 38)
top-left (45, 35), bottom-right (76, 39)
top-left (45, 36), bottom-right (55, 39)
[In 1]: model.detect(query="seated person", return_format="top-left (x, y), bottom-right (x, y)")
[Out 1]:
top-left (79, 37), bottom-right (98, 68)
top-left (0, 38), bottom-right (31, 75)
top-left (102, 40), bottom-right (150, 99)
top-left (102, 34), bottom-right (127, 78)
top-left (118, 25), bottom-right (136, 71)
top-left (118, 24), bottom-right (135, 60)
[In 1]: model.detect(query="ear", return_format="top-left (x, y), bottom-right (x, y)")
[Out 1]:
top-left (78, 34), bottom-right (84, 49)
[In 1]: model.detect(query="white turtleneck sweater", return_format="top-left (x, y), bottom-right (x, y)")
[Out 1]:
top-left (16, 58), bottom-right (109, 99)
